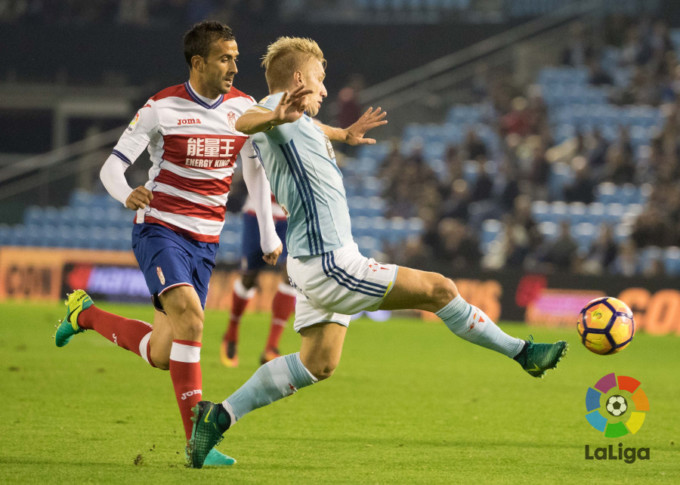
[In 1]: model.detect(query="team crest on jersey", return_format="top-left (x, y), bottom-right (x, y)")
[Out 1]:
top-left (226, 111), bottom-right (237, 131)
top-left (324, 135), bottom-right (336, 160)
top-left (156, 266), bottom-right (166, 285)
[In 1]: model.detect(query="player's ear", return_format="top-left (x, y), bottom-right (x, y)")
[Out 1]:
top-left (293, 70), bottom-right (303, 86)
top-left (191, 55), bottom-right (205, 73)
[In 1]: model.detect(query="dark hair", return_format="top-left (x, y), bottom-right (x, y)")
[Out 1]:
top-left (183, 21), bottom-right (235, 67)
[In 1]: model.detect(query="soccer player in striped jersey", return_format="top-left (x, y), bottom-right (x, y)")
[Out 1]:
top-left (54, 21), bottom-right (282, 467)
top-left (187, 36), bottom-right (568, 468)
top-left (220, 194), bottom-right (295, 368)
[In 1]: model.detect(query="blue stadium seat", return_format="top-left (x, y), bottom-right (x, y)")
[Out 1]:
top-left (549, 201), bottom-right (569, 223)
top-left (352, 216), bottom-right (373, 239)
top-left (69, 189), bottom-right (92, 207)
top-left (571, 222), bottom-right (598, 252)
top-left (595, 182), bottom-right (617, 205)
top-left (613, 223), bottom-right (632, 244)
top-left (0, 224), bottom-right (11, 245)
top-left (663, 247), bottom-right (680, 276)
top-left (639, 246), bottom-right (662, 274)
top-left (586, 202), bottom-right (605, 224)
top-left (356, 236), bottom-right (382, 258)
top-left (23, 206), bottom-right (43, 226)
top-left (602, 203), bottom-right (625, 224)
top-left (406, 217), bottom-right (424, 236)
top-left (531, 200), bottom-right (550, 223)
top-left (538, 221), bottom-right (558, 240)
top-left (387, 217), bottom-right (410, 241)
top-left (567, 202), bottom-right (588, 225)
top-left (480, 219), bottom-right (502, 251)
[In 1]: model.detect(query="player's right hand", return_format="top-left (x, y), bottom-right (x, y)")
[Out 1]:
top-left (125, 186), bottom-right (153, 210)
top-left (273, 85), bottom-right (312, 124)
top-left (263, 243), bottom-right (283, 266)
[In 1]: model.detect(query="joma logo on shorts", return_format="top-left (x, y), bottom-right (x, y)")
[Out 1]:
top-left (181, 389), bottom-right (202, 400)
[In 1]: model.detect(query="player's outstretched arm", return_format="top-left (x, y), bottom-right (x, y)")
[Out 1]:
top-left (241, 140), bottom-right (283, 264)
top-left (236, 86), bottom-right (312, 134)
top-left (315, 107), bottom-right (388, 146)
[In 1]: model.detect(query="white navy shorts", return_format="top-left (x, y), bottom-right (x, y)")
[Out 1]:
top-left (287, 242), bottom-right (398, 332)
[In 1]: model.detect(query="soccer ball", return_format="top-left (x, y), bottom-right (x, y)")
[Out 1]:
top-left (577, 297), bottom-right (635, 355)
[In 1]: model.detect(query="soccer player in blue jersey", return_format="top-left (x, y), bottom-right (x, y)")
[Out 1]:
top-left (187, 36), bottom-right (568, 467)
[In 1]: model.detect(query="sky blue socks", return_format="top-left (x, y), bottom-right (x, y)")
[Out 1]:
top-left (222, 352), bottom-right (317, 422)
top-left (436, 295), bottom-right (525, 358)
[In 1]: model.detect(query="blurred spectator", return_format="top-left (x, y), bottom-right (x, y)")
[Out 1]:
top-left (335, 74), bottom-right (364, 129)
top-left (581, 225), bottom-right (618, 275)
top-left (482, 212), bottom-right (532, 270)
top-left (603, 144), bottom-right (636, 185)
top-left (501, 97), bottom-right (531, 137)
top-left (428, 218), bottom-right (481, 272)
top-left (440, 179), bottom-right (471, 221)
top-left (563, 156), bottom-right (596, 204)
top-left (462, 129), bottom-right (487, 160)
top-left (631, 206), bottom-right (675, 248)
top-left (526, 142), bottom-right (550, 200)
top-left (588, 58), bottom-right (614, 86)
top-left (469, 158), bottom-right (493, 202)
top-left (541, 221), bottom-right (579, 272)
top-left (586, 129), bottom-right (610, 174)
top-left (560, 22), bottom-right (595, 67)
top-left (611, 240), bottom-right (639, 276)
top-left (620, 24), bottom-right (652, 67)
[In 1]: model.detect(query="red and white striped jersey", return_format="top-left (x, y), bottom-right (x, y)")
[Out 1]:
top-left (242, 194), bottom-right (287, 221)
top-left (111, 81), bottom-right (256, 243)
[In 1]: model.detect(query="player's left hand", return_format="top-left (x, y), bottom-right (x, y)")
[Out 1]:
top-left (345, 107), bottom-right (388, 145)
top-left (263, 243), bottom-right (283, 266)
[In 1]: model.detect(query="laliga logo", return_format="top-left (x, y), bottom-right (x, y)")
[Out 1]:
top-left (584, 373), bottom-right (650, 464)
top-left (585, 373), bottom-right (649, 437)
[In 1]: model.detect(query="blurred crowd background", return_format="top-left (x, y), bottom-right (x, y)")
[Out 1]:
top-left (2, 0), bottom-right (679, 280)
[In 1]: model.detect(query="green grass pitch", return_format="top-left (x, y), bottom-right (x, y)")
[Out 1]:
top-left (0, 300), bottom-right (678, 484)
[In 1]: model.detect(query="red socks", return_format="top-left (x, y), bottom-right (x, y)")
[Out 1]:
top-left (169, 340), bottom-right (202, 440)
top-left (224, 278), bottom-right (255, 343)
top-left (77, 305), bottom-right (153, 363)
top-left (266, 284), bottom-right (296, 350)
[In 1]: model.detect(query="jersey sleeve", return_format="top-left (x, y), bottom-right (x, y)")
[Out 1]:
top-left (110, 99), bottom-right (159, 165)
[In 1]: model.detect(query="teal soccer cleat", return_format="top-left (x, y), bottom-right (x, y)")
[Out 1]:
top-left (204, 448), bottom-right (236, 466)
top-left (185, 446), bottom-right (236, 467)
top-left (515, 337), bottom-right (568, 378)
top-left (55, 290), bottom-right (93, 347)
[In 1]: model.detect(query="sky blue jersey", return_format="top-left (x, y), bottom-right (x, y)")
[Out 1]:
top-left (250, 92), bottom-right (353, 257)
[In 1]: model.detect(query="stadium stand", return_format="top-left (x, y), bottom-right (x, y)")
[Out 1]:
top-left (2, 6), bottom-right (679, 278)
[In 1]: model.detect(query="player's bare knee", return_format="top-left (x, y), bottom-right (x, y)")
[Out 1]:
top-left (431, 275), bottom-right (458, 306)
top-left (150, 354), bottom-right (170, 370)
top-left (307, 362), bottom-right (337, 381)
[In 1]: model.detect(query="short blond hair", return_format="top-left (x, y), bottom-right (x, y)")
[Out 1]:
top-left (261, 36), bottom-right (326, 91)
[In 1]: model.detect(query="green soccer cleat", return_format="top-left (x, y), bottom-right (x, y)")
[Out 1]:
top-left (184, 446), bottom-right (236, 467)
top-left (515, 337), bottom-right (568, 378)
top-left (55, 290), bottom-right (93, 347)
top-left (187, 401), bottom-right (230, 468)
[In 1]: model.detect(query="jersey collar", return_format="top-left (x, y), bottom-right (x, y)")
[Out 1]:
top-left (184, 81), bottom-right (224, 110)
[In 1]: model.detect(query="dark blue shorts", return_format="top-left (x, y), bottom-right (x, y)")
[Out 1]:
top-left (240, 213), bottom-right (288, 271)
top-left (132, 223), bottom-right (217, 311)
